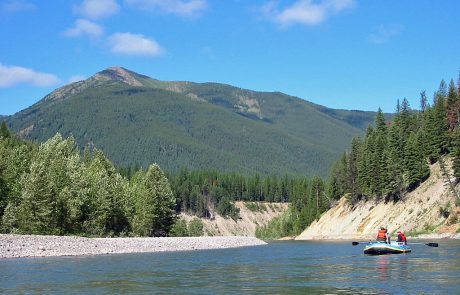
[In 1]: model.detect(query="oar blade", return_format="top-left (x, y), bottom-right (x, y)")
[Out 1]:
top-left (426, 243), bottom-right (439, 247)
top-left (352, 242), bottom-right (359, 246)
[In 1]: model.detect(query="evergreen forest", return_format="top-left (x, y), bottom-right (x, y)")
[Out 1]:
top-left (0, 127), bottom-right (176, 237)
top-left (1, 76), bottom-right (460, 239)
top-left (257, 78), bottom-right (460, 239)
top-left (0, 124), bottom-right (329, 237)
top-left (329, 79), bottom-right (460, 205)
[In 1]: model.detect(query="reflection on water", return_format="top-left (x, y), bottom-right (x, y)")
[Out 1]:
top-left (0, 240), bottom-right (459, 294)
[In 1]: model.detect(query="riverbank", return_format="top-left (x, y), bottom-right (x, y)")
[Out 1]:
top-left (0, 234), bottom-right (267, 259)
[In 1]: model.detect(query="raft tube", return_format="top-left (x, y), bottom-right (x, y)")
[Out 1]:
top-left (363, 241), bottom-right (411, 255)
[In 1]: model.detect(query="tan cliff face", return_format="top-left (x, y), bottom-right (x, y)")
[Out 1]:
top-left (296, 162), bottom-right (460, 240)
top-left (180, 202), bottom-right (289, 236)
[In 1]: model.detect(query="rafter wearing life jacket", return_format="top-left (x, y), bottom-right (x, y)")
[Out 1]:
top-left (397, 231), bottom-right (407, 245)
top-left (377, 228), bottom-right (387, 242)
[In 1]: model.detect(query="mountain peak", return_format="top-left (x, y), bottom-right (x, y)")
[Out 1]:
top-left (94, 66), bottom-right (143, 86)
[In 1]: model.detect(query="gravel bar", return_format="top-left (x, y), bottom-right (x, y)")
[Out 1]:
top-left (0, 234), bottom-right (267, 259)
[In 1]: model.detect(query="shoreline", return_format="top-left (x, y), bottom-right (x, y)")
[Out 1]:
top-left (0, 234), bottom-right (267, 259)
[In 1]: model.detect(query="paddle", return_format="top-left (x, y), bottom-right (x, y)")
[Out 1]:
top-left (352, 241), bottom-right (368, 246)
top-left (409, 242), bottom-right (439, 247)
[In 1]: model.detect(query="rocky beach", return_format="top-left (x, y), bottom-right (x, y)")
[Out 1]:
top-left (0, 235), bottom-right (267, 259)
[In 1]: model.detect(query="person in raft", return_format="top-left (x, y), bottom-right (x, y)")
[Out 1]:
top-left (397, 231), bottom-right (407, 245)
top-left (376, 227), bottom-right (391, 243)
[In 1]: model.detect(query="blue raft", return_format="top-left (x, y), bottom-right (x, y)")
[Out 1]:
top-left (363, 241), bottom-right (411, 255)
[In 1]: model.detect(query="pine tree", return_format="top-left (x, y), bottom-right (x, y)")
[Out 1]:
top-left (15, 134), bottom-right (80, 234)
top-left (420, 91), bottom-right (428, 113)
top-left (452, 126), bottom-right (460, 182)
top-left (425, 87), bottom-right (449, 162)
top-left (447, 79), bottom-right (460, 132)
top-left (359, 126), bottom-right (375, 197)
top-left (347, 137), bottom-right (362, 203)
top-left (375, 108), bottom-right (387, 134)
top-left (0, 122), bottom-right (10, 139)
top-left (132, 164), bottom-right (176, 236)
top-left (404, 132), bottom-right (429, 191)
top-left (18, 160), bottom-right (59, 234)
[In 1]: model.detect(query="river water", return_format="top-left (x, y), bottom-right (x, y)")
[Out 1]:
top-left (1, 240), bottom-right (459, 294)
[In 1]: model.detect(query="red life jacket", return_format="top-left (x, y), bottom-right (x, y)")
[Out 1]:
top-left (397, 233), bottom-right (407, 244)
top-left (401, 233), bottom-right (407, 242)
top-left (377, 229), bottom-right (387, 240)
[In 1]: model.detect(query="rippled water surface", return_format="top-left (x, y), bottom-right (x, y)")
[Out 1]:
top-left (1, 240), bottom-right (459, 294)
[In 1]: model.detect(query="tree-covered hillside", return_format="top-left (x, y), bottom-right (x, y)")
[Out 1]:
top-left (6, 67), bottom-right (380, 177)
top-left (0, 123), bottom-right (329, 237)
top-left (257, 77), bottom-right (460, 239)
top-left (330, 79), bottom-right (460, 205)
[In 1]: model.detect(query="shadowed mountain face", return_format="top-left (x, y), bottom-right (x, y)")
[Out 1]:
top-left (6, 67), bottom-right (380, 176)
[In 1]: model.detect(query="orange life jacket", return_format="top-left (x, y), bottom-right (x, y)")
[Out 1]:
top-left (377, 229), bottom-right (387, 240)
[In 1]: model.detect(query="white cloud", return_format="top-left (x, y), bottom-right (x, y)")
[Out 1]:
top-left (63, 19), bottom-right (104, 39)
top-left (1, 0), bottom-right (36, 13)
top-left (125, 0), bottom-right (207, 17)
top-left (0, 64), bottom-right (59, 88)
top-left (68, 75), bottom-right (87, 83)
top-left (263, 0), bottom-right (355, 27)
top-left (369, 24), bottom-right (404, 44)
top-left (73, 0), bottom-right (120, 19)
top-left (108, 33), bottom-right (163, 56)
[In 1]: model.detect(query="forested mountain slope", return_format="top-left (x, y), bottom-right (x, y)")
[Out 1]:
top-left (6, 67), bottom-right (381, 176)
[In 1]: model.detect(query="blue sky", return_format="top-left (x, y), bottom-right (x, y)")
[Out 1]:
top-left (1, 0), bottom-right (459, 116)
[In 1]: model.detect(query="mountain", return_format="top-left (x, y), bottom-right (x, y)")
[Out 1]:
top-left (6, 67), bottom-right (382, 176)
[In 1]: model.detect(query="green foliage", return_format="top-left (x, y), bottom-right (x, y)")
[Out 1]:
top-left (168, 168), bottom-right (326, 224)
top-left (245, 202), bottom-right (267, 212)
top-left (0, 121), bottom-right (10, 139)
top-left (256, 177), bottom-right (328, 240)
top-left (405, 132), bottom-right (430, 191)
top-left (256, 210), bottom-right (295, 240)
top-left (216, 198), bottom-right (240, 221)
top-left (187, 218), bottom-right (204, 236)
top-left (439, 203), bottom-right (451, 218)
top-left (169, 217), bottom-right (204, 237)
top-left (132, 164), bottom-right (176, 237)
top-left (0, 124), bottom-right (178, 237)
top-left (452, 126), bottom-right (460, 181)
top-left (330, 77), bottom-right (459, 204)
top-left (169, 219), bottom-right (189, 237)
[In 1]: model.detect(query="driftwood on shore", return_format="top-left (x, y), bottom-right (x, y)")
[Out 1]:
top-left (0, 234), bottom-right (267, 259)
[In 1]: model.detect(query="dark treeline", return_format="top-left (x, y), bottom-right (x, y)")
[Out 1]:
top-left (0, 122), bottom-right (329, 238)
top-left (255, 175), bottom-right (329, 239)
top-left (0, 125), bottom-right (175, 237)
top-left (330, 78), bottom-right (460, 205)
top-left (167, 169), bottom-right (329, 224)
top-left (2, 76), bottom-right (458, 239)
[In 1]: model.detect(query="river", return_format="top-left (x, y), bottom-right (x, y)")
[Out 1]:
top-left (1, 240), bottom-right (459, 294)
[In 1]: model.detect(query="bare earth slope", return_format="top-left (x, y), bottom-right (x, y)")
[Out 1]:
top-left (182, 202), bottom-right (289, 236)
top-left (297, 162), bottom-right (460, 240)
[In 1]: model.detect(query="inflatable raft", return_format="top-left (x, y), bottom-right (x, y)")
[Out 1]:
top-left (363, 241), bottom-right (411, 255)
